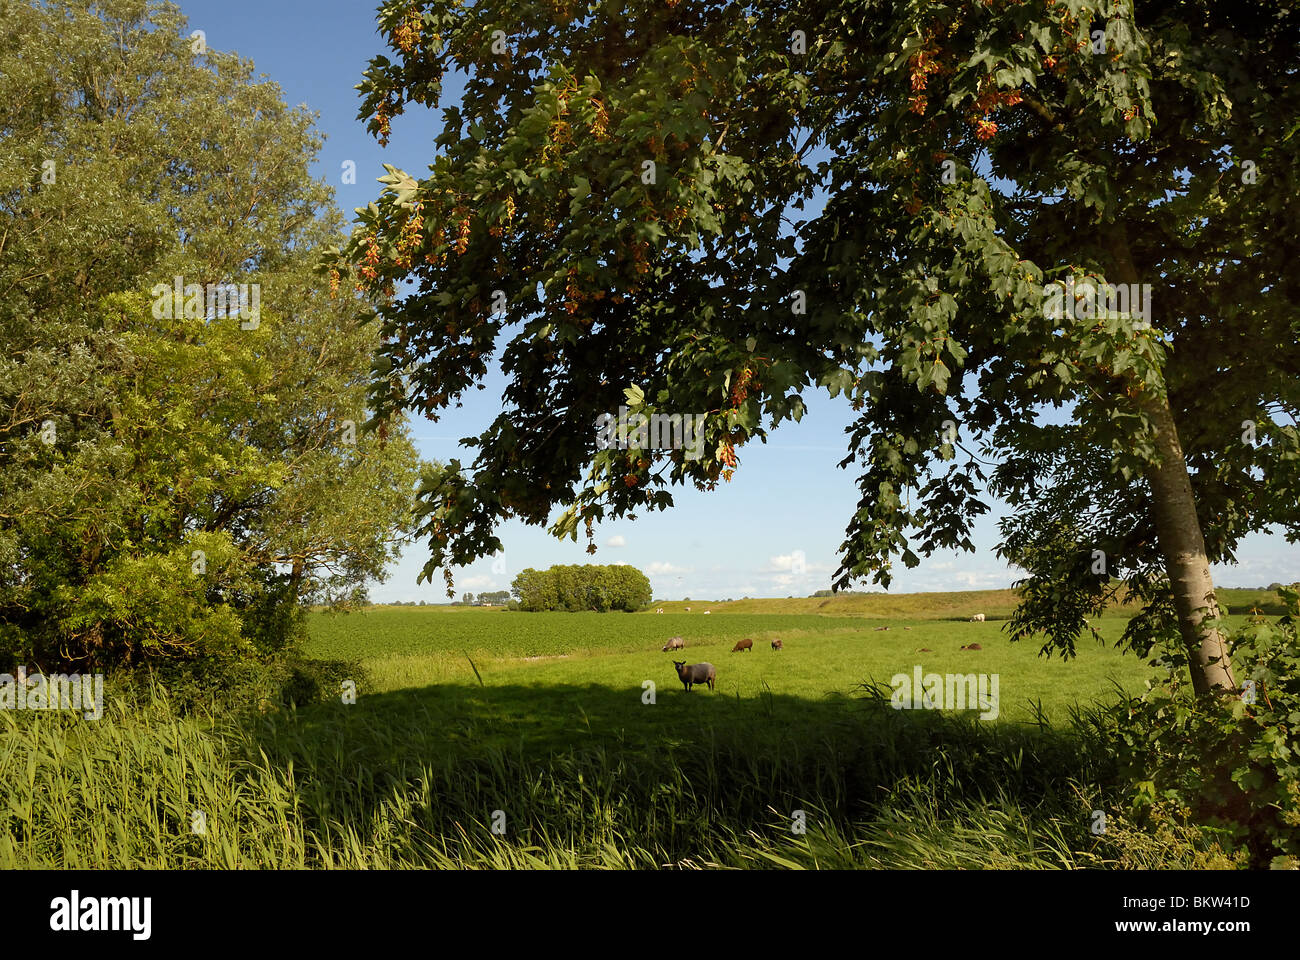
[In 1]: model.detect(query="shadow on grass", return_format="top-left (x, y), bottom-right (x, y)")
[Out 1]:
top-left (227, 677), bottom-right (1124, 866)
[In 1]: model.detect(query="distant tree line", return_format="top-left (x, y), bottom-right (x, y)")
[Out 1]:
top-left (454, 591), bottom-right (510, 605)
top-left (511, 565), bottom-right (651, 612)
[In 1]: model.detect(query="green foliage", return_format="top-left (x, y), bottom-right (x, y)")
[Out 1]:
top-left (0, 0), bottom-right (425, 669)
top-left (115, 649), bottom-right (365, 718)
top-left (56, 530), bottom-right (251, 665)
top-left (337, 0), bottom-right (1298, 692)
top-left (1112, 588), bottom-right (1300, 868)
top-left (509, 564), bottom-right (651, 612)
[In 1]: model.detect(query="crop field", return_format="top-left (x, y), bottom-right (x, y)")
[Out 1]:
top-left (305, 608), bottom-right (835, 661)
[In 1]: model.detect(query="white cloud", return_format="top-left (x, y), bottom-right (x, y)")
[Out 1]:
top-left (766, 554), bottom-right (830, 573)
top-left (953, 570), bottom-right (1011, 589)
top-left (606, 535), bottom-right (626, 547)
top-left (646, 561), bottom-right (691, 576)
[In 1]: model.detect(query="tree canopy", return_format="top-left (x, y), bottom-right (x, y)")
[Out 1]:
top-left (1, 0), bottom-right (424, 668)
top-left (338, 0), bottom-right (1297, 693)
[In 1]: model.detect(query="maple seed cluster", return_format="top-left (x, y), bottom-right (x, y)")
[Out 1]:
top-left (623, 456), bottom-right (650, 488)
top-left (969, 76), bottom-right (1023, 141)
top-left (590, 95), bottom-right (610, 140)
top-left (543, 78), bottom-right (579, 163)
top-left (908, 37), bottom-right (1028, 140)
top-left (730, 366), bottom-right (756, 406)
top-left (449, 204), bottom-right (471, 255)
top-left (374, 95), bottom-right (398, 147)
top-left (395, 202), bottom-right (425, 269)
top-left (907, 47), bottom-right (943, 115)
top-left (489, 194), bottom-right (517, 238)
top-left (357, 235), bottom-right (382, 290)
top-left (392, 10), bottom-right (422, 54)
top-left (719, 438), bottom-right (739, 483)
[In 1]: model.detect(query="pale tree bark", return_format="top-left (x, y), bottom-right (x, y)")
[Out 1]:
top-left (1108, 228), bottom-right (1237, 694)
top-left (1140, 394), bottom-right (1238, 694)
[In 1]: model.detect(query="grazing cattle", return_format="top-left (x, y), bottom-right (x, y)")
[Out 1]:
top-left (673, 660), bottom-right (716, 692)
top-left (661, 636), bottom-right (685, 652)
top-left (960, 643), bottom-right (983, 651)
top-left (969, 614), bottom-right (986, 622)
top-left (731, 638), bottom-right (753, 653)
top-left (770, 639), bottom-right (783, 651)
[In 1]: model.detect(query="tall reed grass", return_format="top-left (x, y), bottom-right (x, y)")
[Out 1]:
top-left (0, 677), bottom-right (1241, 869)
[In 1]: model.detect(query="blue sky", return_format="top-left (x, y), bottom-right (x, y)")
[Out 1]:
top-left (178, 0), bottom-right (1298, 602)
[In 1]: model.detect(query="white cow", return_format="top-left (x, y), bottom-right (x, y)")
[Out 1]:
top-left (969, 613), bottom-right (986, 622)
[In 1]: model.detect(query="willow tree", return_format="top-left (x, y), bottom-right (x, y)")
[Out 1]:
top-left (1, 0), bottom-right (423, 669)
top-left (340, 0), bottom-right (1299, 693)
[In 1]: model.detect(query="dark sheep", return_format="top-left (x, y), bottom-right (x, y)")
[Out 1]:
top-left (673, 660), bottom-right (716, 692)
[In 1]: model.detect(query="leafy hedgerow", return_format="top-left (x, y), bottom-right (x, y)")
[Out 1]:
top-left (1113, 587), bottom-right (1300, 869)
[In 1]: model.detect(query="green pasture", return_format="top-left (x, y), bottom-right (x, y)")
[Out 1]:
top-left (302, 605), bottom-right (1181, 734)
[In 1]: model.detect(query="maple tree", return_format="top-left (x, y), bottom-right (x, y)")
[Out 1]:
top-left (339, 0), bottom-right (1299, 694)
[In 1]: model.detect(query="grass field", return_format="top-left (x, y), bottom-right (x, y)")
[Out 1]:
top-left (303, 605), bottom-right (1164, 729)
top-left (1, 592), bottom-right (1260, 869)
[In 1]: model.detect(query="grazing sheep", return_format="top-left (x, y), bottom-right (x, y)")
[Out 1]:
top-left (684, 606), bottom-right (691, 612)
top-left (656, 608), bottom-right (664, 614)
top-left (673, 660), bottom-right (716, 692)
top-left (914, 647), bottom-right (932, 653)
top-left (969, 613), bottom-right (986, 622)
top-left (873, 626), bottom-right (891, 632)
top-left (661, 636), bottom-right (685, 652)
top-left (731, 638), bottom-right (753, 653)
top-left (703, 610), bottom-right (711, 615)
top-left (960, 643), bottom-right (983, 651)
top-left (770, 638), bottom-right (783, 651)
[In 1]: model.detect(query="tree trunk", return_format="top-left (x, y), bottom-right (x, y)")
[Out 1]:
top-left (1141, 394), bottom-right (1238, 695)
top-left (288, 557), bottom-right (305, 603)
top-left (1107, 224), bottom-right (1236, 694)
